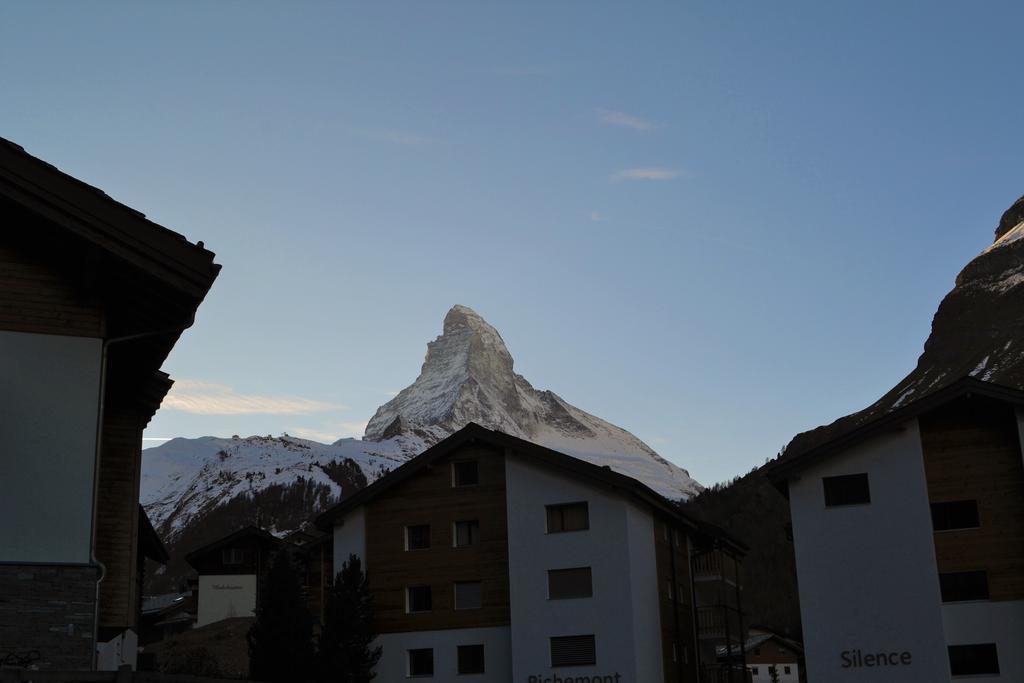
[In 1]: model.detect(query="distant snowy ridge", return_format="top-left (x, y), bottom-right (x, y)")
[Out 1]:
top-left (142, 304), bottom-right (701, 557)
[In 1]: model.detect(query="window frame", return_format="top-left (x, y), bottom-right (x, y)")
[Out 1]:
top-left (549, 634), bottom-right (597, 668)
top-left (453, 519), bottom-right (480, 548)
top-left (453, 581), bottom-right (483, 611)
top-left (407, 648), bottom-right (434, 677)
top-left (931, 499), bottom-right (981, 532)
top-left (452, 460), bottom-right (480, 487)
top-left (405, 524), bottom-right (431, 551)
top-left (405, 585), bottom-right (433, 614)
top-left (457, 644), bottom-right (485, 675)
top-left (822, 473), bottom-right (871, 507)
top-left (546, 566), bottom-right (594, 600)
top-left (545, 502), bottom-right (590, 534)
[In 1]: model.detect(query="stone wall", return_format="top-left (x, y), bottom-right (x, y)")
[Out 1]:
top-left (0, 563), bottom-right (98, 670)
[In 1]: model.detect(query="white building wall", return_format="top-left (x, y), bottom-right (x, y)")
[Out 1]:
top-left (0, 330), bottom-right (102, 563)
top-left (787, 420), bottom-right (951, 682)
top-left (374, 626), bottom-right (511, 682)
top-left (196, 574), bottom-right (258, 626)
top-left (332, 506), bottom-right (367, 577)
top-left (749, 662), bottom-right (798, 683)
top-left (942, 601), bottom-right (1024, 682)
top-left (504, 456), bottom-right (664, 683)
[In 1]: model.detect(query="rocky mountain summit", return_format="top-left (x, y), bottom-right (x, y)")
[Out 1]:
top-left (786, 194), bottom-right (1024, 456)
top-left (141, 305), bottom-right (700, 589)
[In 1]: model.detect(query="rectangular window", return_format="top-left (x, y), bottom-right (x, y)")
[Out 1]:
top-left (822, 473), bottom-right (870, 507)
top-left (784, 666), bottom-right (791, 675)
top-left (454, 581), bottom-right (482, 610)
top-left (454, 520), bottom-right (480, 547)
top-left (408, 648), bottom-right (434, 677)
top-left (939, 570), bottom-right (989, 602)
top-left (550, 635), bottom-right (596, 667)
top-left (457, 644), bottom-right (485, 674)
top-left (948, 643), bottom-right (999, 676)
top-left (931, 500), bottom-right (980, 531)
top-left (546, 502), bottom-right (589, 533)
top-left (547, 567), bottom-right (593, 600)
top-left (452, 460), bottom-right (479, 487)
top-left (221, 548), bottom-right (247, 565)
top-left (406, 585), bottom-right (432, 613)
top-left (406, 524), bottom-right (430, 550)
top-left (751, 667), bottom-right (758, 676)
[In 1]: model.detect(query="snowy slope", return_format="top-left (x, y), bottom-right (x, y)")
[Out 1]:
top-left (142, 303), bottom-right (702, 570)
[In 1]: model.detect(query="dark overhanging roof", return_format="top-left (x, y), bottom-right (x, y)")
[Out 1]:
top-left (765, 376), bottom-right (1024, 486)
top-left (0, 136), bottom-right (220, 300)
top-left (184, 525), bottom-right (283, 569)
top-left (315, 423), bottom-right (747, 555)
top-left (139, 505), bottom-right (170, 564)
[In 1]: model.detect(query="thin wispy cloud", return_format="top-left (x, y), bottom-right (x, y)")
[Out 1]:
top-left (353, 128), bottom-right (440, 147)
top-left (289, 421), bottom-right (369, 443)
top-left (598, 109), bottom-right (658, 132)
top-left (163, 380), bottom-right (344, 416)
top-left (611, 168), bottom-right (680, 182)
top-left (589, 211), bottom-right (607, 222)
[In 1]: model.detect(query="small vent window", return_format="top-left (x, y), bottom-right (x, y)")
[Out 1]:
top-left (406, 585), bottom-right (432, 613)
top-left (550, 634), bottom-right (596, 667)
top-left (547, 567), bottom-right (593, 600)
top-left (453, 460), bottom-right (479, 487)
top-left (454, 581), bottom-right (482, 610)
top-left (948, 643), bottom-right (999, 676)
top-left (406, 524), bottom-right (430, 550)
top-left (408, 648), bottom-right (434, 677)
top-left (822, 473), bottom-right (870, 507)
top-left (546, 502), bottom-right (590, 533)
top-left (939, 570), bottom-right (989, 602)
top-left (457, 644), bottom-right (485, 674)
top-left (931, 500), bottom-right (980, 531)
top-left (454, 520), bottom-right (479, 547)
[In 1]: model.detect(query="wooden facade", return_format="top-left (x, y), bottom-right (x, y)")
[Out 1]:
top-left (654, 517), bottom-right (700, 683)
top-left (364, 442), bottom-right (511, 633)
top-left (920, 395), bottom-right (1024, 602)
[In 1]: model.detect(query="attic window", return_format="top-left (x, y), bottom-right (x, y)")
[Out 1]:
top-left (222, 548), bottom-right (248, 565)
top-left (453, 460), bottom-right (479, 487)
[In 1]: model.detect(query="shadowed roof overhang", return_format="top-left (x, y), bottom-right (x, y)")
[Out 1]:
top-left (764, 376), bottom-right (1024, 492)
top-left (315, 423), bottom-right (747, 556)
top-left (184, 526), bottom-right (283, 570)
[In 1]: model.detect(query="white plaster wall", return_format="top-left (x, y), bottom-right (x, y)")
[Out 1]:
top-left (943, 600), bottom-right (1024, 682)
top-left (0, 330), bottom-right (102, 563)
top-left (375, 626), bottom-right (511, 682)
top-left (197, 574), bottom-right (257, 626)
top-left (332, 506), bottom-right (367, 577)
top-left (96, 629), bottom-right (138, 671)
top-left (504, 456), bottom-right (663, 683)
top-left (787, 420), bottom-right (951, 682)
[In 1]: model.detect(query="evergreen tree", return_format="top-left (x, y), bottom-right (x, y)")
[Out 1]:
top-left (248, 549), bottom-right (314, 682)
top-left (317, 554), bottom-right (381, 683)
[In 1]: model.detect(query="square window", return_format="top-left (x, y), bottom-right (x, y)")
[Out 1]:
top-left (454, 520), bottom-right (480, 547)
top-left (454, 581), bottom-right (482, 610)
top-left (453, 460), bottom-right (479, 487)
top-left (948, 643), bottom-right (999, 676)
top-left (457, 644), bottom-right (485, 674)
top-left (406, 524), bottom-right (431, 551)
top-left (547, 567), bottom-right (593, 600)
top-left (550, 634), bottom-right (596, 667)
top-left (408, 648), bottom-right (434, 677)
top-left (784, 665), bottom-right (791, 675)
top-left (751, 667), bottom-right (759, 676)
top-left (406, 585), bottom-right (432, 613)
top-left (939, 570), bottom-right (989, 602)
top-left (822, 473), bottom-right (870, 507)
top-left (931, 500), bottom-right (980, 531)
top-left (546, 502), bottom-right (589, 533)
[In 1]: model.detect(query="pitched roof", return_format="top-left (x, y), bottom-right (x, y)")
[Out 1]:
top-left (139, 505), bottom-right (170, 564)
top-left (0, 136), bottom-right (219, 299)
top-left (184, 526), bottom-right (282, 569)
top-left (765, 376), bottom-right (1024, 484)
top-left (315, 423), bottom-right (746, 554)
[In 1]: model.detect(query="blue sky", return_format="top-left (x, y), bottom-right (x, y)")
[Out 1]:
top-left (3, 2), bottom-right (1022, 484)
